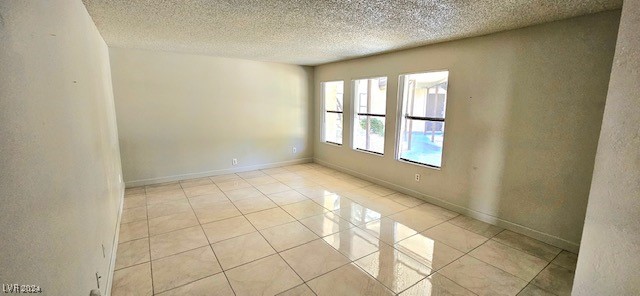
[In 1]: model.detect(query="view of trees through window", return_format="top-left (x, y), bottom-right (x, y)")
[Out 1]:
top-left (322, 81), bottom-right (344, 145)
top-left (398, 71), bottom-right (449, 167)
top-left (353, 77), bottom-right (387, 154)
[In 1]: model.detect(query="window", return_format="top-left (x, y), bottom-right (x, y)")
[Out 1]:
top-left (397, 71), bottom-right (449, 168)
top-left (322, 81), bottom-right (344, 145)
top-left (352, 77), bottom-right (387, 154)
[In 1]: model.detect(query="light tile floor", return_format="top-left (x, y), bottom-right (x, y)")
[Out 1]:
top-left (112, 163), bottom-right (577, 296)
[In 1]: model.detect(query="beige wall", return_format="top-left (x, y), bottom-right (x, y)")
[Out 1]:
top-left (314, 11), bottom-right (620, 251)
top-left (0, 1), bottom-right (123, 295)
top-left (573, 1), bottom-right (640, 294)
top-left (109, 48), bottom-right (314, 187)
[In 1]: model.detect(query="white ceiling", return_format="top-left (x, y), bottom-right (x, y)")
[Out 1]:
top-left (83, 0), bottom-right (622, 66)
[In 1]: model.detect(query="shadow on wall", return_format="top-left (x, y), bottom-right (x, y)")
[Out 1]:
top-left (496, 27), bottom-right (609, 244)
top-left (458, 38), bottom-right (514, 224)
top-left (460, 22), bottom-right (612, 245)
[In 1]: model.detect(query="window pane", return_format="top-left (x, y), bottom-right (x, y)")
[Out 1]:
top-left (324, 112), bottom-right (343, 144)
top-left (353, 77), bottom-right (387, 154)
top-left (399, 120), bottom-right (445, 167)
top-left (398, 71), bottom-right (448, 167)
top-left (354, 77), bottom-right (387, 115)
top-left (403, 71), bottom-right (448, 118)
top-left (323, 81), bottom-right (344, 111)
top-left (354, 115), bottom-right (385, 154)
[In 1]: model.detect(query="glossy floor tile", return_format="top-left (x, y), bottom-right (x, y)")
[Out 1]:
top-left (517, 284), bottom-right (557, 296)
top-left (493, 230), bottom-right (561, 261)
top-left (322, 227), bottom-right (383, 261)
top-left (201, 215), bottom-right (256, 243)
top-left (360, 217), bottom-right (418, 245)
top-left (449, 215), bottom-right (504, 238)
top-left (399, 273), bottom-right (476, 296)
top-left (260, 221), bottom-right (318, 251)
top-left (267, 190), bottom-right (309, 205)
top-left (226, 254), bottom-right (302, 296)
top-left (115, 238), bottom-right (150, 270)
top-left (388, 208), bottom-right (446, 232)
top-left (469, 240), bottom-right (548, 281)
top-left (385, 193), bottom-right (425, 208)
top-left (440, 255), bottom-right (528, 296)
top-left (145, 189), bottom-right (186, 205)
top-left (121, 206), bottom-right (147, 223)
top-left (299, 212), bottom-right (355, 237)
top-left (156, 273), bottom-right (234, 296)
top-left (178, 177), bottom-right (213, 189)
top-left (151, 246), bottom-right (221, 293)
top-left (148, 211), bottom-right (199, 236)
top-left (244, 207), bottom-right (296, 230)
top-left (191, 200), bottom-right (242, 224)
top-left (276, 284), bottom-right (316, 296)
top-left (354, 244), bottom-right (432, 293)
top-left (119, 220), bottom-right (149, 243)
top-left (551, 250), bottom-right (578, 272)
top-left (395, 233), bottom-right (464, 271)
top-left (112, 163), bottom-right (577, 295)
top-left (421, 222), bottom-right (488, 252)
top-left (281, 199), bottom-right (329, 219)
top-left (530, 264), bottom-right (575, 296)
top-left (147, 199), bottom-right (192, 219)
top-left (211, 231), bottom-right (275, 270)
top-left (232, 195), bottom-right (277, 214)
top-left (307, 263), bottom-right (394, 296)
top-left (149, 226), bottom-right (208, 259)
top-left (281, 239), bottom-right (350, 280)
top-left (111, 262), bottom-right (153, 296)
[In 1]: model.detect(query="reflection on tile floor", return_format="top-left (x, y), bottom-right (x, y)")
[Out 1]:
top-left (113, 163), bottom-right (577, 296)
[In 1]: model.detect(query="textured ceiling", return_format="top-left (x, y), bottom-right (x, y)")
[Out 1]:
top-left (83, 0), bottom-right (622, 66)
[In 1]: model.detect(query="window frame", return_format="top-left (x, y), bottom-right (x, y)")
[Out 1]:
top-left (395, 70), bottom-right (450, 170)
top-left (321, 80), bottom-right (345, 146)
top-left (351, 76), bottom-right (388, 156)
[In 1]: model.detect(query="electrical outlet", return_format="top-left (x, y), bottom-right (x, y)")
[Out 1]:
top-left (292, 147), bottom-right (297, 154)
top-left (415, 173), bottom-right (420, 182)
top-left (232, 158), bottom-right (238, 165)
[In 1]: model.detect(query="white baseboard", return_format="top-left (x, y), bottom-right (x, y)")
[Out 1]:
top-left (125, 158), bottom-right (313, 188)
top-left (314, 158), bottom-right (580, 253)
top-left (105, 187), bottom-right (124, 296)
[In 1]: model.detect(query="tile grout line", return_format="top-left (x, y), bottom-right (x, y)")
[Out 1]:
top-left (225, 173), bottom-right (313, 295)
top-left (140, 180), bottom-right (238, 296)
top-left (515, 251), bottom-right (563, 296)
top-left (362, 214), bottom-right (463, 295)
top-left (408, 226), bottom-right (504, 295)
top-left (112, 235), bottom-right (149, 272)
top-left (284, 164), bottom-right (548, 295)
top-left (261, 164), bottom-right (353, 296)
top-left (408, 226), bottom-right (537, 295)
top-left (234, 166), bottom-right (374, 293)
top-left (138, 181), bottom-right (236, 295)
top-left (161, 166), bottom-right (407, 292)
top-left (269, 182), bottom-right (415, 295)
top-left (186, 181), bottom-right (238, 296)
top-left (121, 168), bottom-right (299, 294)
top-left (144, 197), bottom-right (155, 296)
top-left (125, 163), bottom-right (564, 296)
top-left (462, 226), bottom-right (568, 293)
top-left (391, 214), bottom-right (500, 295)
top-left (217, 171), bottom-right (319, 291)
top-left (265, 176), bottom-right (458, 295)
